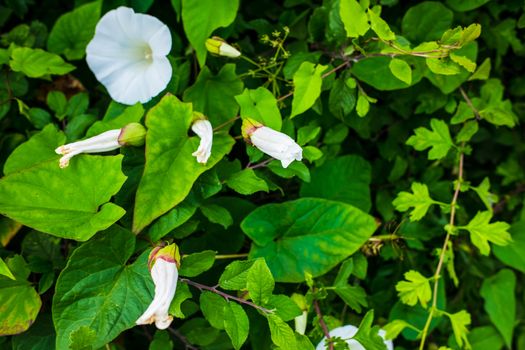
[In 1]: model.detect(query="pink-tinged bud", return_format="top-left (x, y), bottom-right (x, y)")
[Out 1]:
top-left (242, 119), bottom-right (302, 168)
top-left (191, 114), bottom-right (213, 164)
top-left (136, 243), bottom-right (181, 329)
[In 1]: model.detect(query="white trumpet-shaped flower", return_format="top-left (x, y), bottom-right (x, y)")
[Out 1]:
top-left (136, 244), bottom-right (181, 330)
top-left (54, 123), bottom-right (146, 168)
top-left (316, 325), bottom-right (394, 350)
top-left (242, 118), bottom-right (302, 168)
top-left (191, 116), bottom-right (213, 164)
top-left (86, 6), bottom-right (172, 105)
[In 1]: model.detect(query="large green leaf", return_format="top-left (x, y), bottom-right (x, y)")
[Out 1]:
top-left (0, 126), bottom-right (127, 241)
top-left (300, 155), bottom-right (371, 212)
top-left (47, 1), bottom-right (101, 60)
top-left (181, 0), bottom-right (240, 66)
top-left (401, 1), bottom-right (453, 43)
top-left (290, 62), bottom-right (327, 118)
top-left (351, 56), bottom-right (411, 91)
top-left (133, 95), bottom-right (234, 232)
top-left (183, 64), bottom-right (244, 126)
top-left (493, 221), bottom-right (525, 273)
top-left (52, 226), bottom-right (153, 350)
top-left (0, 255), bottom-right (42, 336)
top-left (241, 198), bottom-right (377, 282)
top-left (480, 269), bottom-right (516, 348)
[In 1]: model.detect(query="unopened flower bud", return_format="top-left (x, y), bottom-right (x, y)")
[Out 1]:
top-left (242, 118), bottom-right (302, 168)
top-left (191, 112), bottom-right (213, 164)
top-left (205, 36), bottom-right (241, 58)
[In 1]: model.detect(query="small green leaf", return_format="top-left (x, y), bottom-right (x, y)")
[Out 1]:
top-left (389, 58), bottom-right (412, 85)
top-left (494, 221), bottom-right (525, 274)
top-left (225, 169), bottom-right (269, 195)
top-left (179, 250), bottom-right (216, 277)
top-left (169, 283), bottom-right (192, 319)
top-left (290, 62), bottom-right (327, 118)
top-left (0, 258), bottom-right (15, 280)
top-left (480, 269), bottom-right (516, 348)
top-left (246, 258), bottom-right (274, 305)
top-left (356, 91), bottom-right (370, 117)
top-left (47, 1), bottom-right (101, 60)
top-left (368, 7), bottom-right (395, 41)
top-left (235, 87), bottom-right (282, 130)
top-left (10, 47), bottom-right (75, 78)
top-left (460, 211), bottom-right (511, 255)
top-left (219, 260), bottom-right (256, 290)
top-left (456, 120), bottom-right (479, 143)
top-left (446, 310), bottom-right (471, 348)
top-left (469, 58), bottom-right (491, 81)
top-left (395, 270), bottom-right (432, 308)
top-left (266, 295), bottom-right (302, 321)
top-left (334, 284), bottom-right (368, 313)
top-left (200, 204), bottom-right (233, 229)
top-left (340, 0), bottom-right (370, 38)
top-left (450, 54), bottom-right (477, 72)
top-left (353, 310), bottom-right (388, 350)
top-left (46, 91), bottom-right (67, 120)
top-left (223, 302), bottom-right (249, 350)
top-left (393, 182), bottom-right (440, 221)
top-left (200, 291), bottom-right (227, 329)
top-left (426, 58), bottom-right (461, 75)
top-left (383, 319), bottom-right (412, 340)
top-left (267, 313), bottom-right (298, 349)
top-left (406, 118), bottom-right (454, 160)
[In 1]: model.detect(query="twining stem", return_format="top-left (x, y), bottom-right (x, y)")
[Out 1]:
top-left (246, 158), bottom-right (274, 169)
top-left (180, 278), bottom-right (273, 314)
top-left (213, 115), bottom-right (240, 131)
top-left (215, 253), bottom-right (249, 259)
top-left (418, 150), bottom-right (465, 350)
top-left (167, 327), bottom-right (198, 350)
top-left (313, 296), bottom-right (334, 350)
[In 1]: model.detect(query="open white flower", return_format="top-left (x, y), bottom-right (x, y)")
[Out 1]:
top-left (191, 116), bottom-right (213, 164)
top-left (54, 123), bottom-right (146, 168)
top-left (86, 6), bottom-right (172, 105)
top-left (316, 325), bottom-right (394, 350)
top-left (242, 118), bottom-right (302, 168)
top-left (136, 244), bottom-right (180, 330)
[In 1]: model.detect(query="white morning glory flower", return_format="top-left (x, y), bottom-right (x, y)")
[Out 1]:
top-left (136, 244), bottom-right (180, 330)
top-left (242, 118), bottom-right (303, 168)
top-left (191, 117), bottom-right (213, 164)
top-left (86, 6), bottom-right (172, 105)
top-left (316, 325), bottom-right (394, 350)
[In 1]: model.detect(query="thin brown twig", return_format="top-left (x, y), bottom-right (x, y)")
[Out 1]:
top-left (167, 327), bottom-right (198, 350)
top-left (246, 158), bottom-right (274, 169)
top-left (419, 150), bottom-right (465, 350)
top-left (313, 297), bottom-right (334, 350)
top-left (180, 278), bottom-right (274, 314)
top-left (459, 87), bottom-right (481, 120)
top-left (213, 115), bottom-right (240, 131)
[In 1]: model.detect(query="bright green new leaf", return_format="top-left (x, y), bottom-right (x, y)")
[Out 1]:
top-left (0, 255), bottom-right (42, 336)
top-left (383, 319), bottom-right (412, 340)
top-left (426, 58), bottom-right (462, 75)
top-left (353, 310), bottom-right (388, 350)
top-left (47, 1), bottom-right (101, 60)
top-left (339, 0), bottom-right (370, 38)
top-left (179, 250), bottom-right (216, 277)
top-left (0, 258), bottom-right (14, 280)
top-left (470, 177), bottom-right (498, 211)
top-left (356, 90), bottom-right (370, 117)
top-left (0, 126), bottom-right (126, 241)
top-left (389, 58), bottom-right (412, 85)
top-left (267, 313), bottom-right (298, 349)
top-left (480, 269), bottom-right (516, 348)
top-left (393, 182), bottom-right (440, 221)
top-left (395, 270), bottom-right (432, 308)
top-left (225, 169), bottom-right (269, 195)
top-left (446, 310), bottom-right (471, 348)
top-left (183, 64), bottom-right (244, 126)
top-left (52, 226), bottom-right (153, 350)
top-left (469, 58), bottom-right (491, 81)
top-left (368, 7), bottom-right (395, 41)
top-left (246, 258), bottom-right (274, 305)
top-left (456, 120), bottom-right (479, 143)
top-left (406, 118), bottom-right (455, 160)
top-left (9, 47), bottom-right (75, 78)
top-left (181, 0), bottom-right (240, 66)
top-left (133, 95), bottom-right (235, 232)
top-left (290, 62), bottom-right (327, 118)
top-left (241, 198), bottom-right (377, 282)
top-left (235, 87), bottom-right (282, 130)
top-left (450, 54), bottom-right (477, 72)
top-left (300, 155), bottom-right (372, 212)
top-left (223, 302), bottom-right (249, 350)
top-left (460, 211), bottom-right (511, 255)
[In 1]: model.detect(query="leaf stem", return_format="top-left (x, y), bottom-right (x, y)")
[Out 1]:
top-left (313, 296), bottom-right (334, 350)
top-left (215, 253), bottom-right (249, 259)
top-left (167, 327), bottom-right (198, 350)
top-left (246, 158), bottom-right (274, 169)
top-left (180, 278), bottom-right (274, 314)
top-left (459, 87), bottom-right (481, 120)
top-left (418, 149), bottom-right (464, 350)
top-left (213, 115), bottom-right (240, 131)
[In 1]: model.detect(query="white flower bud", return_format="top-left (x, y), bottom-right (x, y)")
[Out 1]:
top-left (316, 325), bottom-right (394, 350)
top-left (205, 37), bottom-right (241, 58)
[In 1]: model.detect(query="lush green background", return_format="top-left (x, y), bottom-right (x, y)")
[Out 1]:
top-left (0, 0), bottom-right (524, 349)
